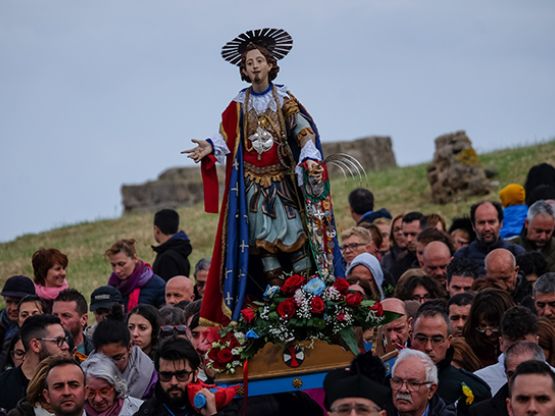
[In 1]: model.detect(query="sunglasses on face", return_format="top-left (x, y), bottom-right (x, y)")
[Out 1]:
top-left (160, 324), bottom-right (188, 337)
top-left (158, 369), bottom-right (193, 382)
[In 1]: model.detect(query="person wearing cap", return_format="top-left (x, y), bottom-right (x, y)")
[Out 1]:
top-left (85, 285), bottom-right (124, 339)
top-left (324, 371), bottom-right (389, 416)
top-left (0, 275), bottom-right (36, 368)
top-left (184, 28), bottom-right (344, 326)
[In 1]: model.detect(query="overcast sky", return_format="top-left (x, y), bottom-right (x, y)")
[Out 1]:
top-left (1, 0), bottom-right (554, 243)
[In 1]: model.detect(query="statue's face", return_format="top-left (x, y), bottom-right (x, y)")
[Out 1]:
top-left (242, 48), bottom-right (272, 85)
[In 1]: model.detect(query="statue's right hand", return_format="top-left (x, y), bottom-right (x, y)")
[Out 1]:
top-left (181, 139), bottom-right (213, 163)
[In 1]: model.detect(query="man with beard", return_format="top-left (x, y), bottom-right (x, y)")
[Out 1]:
top-left (513, 200), bottom-right (555, 271)
top-left (0, 314), bottom-right (70, 410)
top-left (454, 201), bottom-right (525, 275)
top-left (53, 288), bottom-right (93, 357)
top-left (42, 357), bottom-right (86, 416)
top-left (136, 336), bottom-right (234, 416)
top-left (533, 273), bottom-right (555, 325)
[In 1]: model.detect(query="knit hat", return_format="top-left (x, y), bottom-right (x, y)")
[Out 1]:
top-left (1, 275), bottom-right (36, 298)
top-left (346, 253), bottom-right (385, 299)
top-left (499, 183), bottom-right (525, 207)
top-left (324, 370), bottom-right (390, 410)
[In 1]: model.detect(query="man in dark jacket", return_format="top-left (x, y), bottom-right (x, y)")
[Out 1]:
top-left (410, 301), bottom-right (491, 414)
top-left (152, 209), bottom-right (193, 281)
top-left (391, 348), bottom-right (456, 416)
top-left (453, 201), bottom-right (525, 275)
top-left (512, 200), bottom-right (555, 272)
top-left (469, 341), bottom-right (546, 416)
top-left (135, 336), bottom-right (236, 416)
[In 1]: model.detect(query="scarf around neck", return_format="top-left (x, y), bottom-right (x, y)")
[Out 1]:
top-left (34, 279), bottom-right (69, 301)
top-left (108, 260), bottom-right (153, 296)
top-left (84, 397), bottom-right (124, 416)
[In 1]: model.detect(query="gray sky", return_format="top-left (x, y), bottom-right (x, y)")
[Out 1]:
top-left (1, 0), bottom-right (554, 243)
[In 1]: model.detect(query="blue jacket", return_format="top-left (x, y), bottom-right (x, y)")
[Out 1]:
top-left (453, 238), bottom-right (526, 276)
top-left (500, 204), bottom-right (527, 239)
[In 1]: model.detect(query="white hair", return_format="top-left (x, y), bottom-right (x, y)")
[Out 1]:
top-left (81, 353), bottom-right (128, 398)
top-left (392, 348), bottom-right (438, 385)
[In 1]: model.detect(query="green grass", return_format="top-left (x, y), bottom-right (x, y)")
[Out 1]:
top-left (2, 139), bottom-right (555, 304)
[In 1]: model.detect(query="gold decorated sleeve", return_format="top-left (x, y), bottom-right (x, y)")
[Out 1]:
top-left (283, 97), bottom-right (301, 118)
top-left (297, 127), bottom-right (316, 147)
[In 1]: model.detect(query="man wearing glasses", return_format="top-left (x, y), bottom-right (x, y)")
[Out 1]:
top-left (0, 314), bottom-right (70, 411)
top-left (136, 336), bottom-right (232, 416)
top-left (390, 348), bottom-right (454, 416)
top-left (410, 301), bottom-right (491, 413)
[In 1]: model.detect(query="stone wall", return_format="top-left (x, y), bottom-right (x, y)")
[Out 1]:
top-left (121, 136), bottom-right (396, 213)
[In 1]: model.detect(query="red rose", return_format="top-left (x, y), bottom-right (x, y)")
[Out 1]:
top-left (281, 274), bottom-right (306, 295)
top-left (310, 296), bottom-right (325, 315)
top-left (216, 348), bottom-right (233, 364)
top-left (222, 332), bottom-right (239, 348)
top-left (276, 298), bottom-right (297, 319)
top-left (208, 347), bottom-right (220, 363)
top-left (345, 292), bottom-right (363, 307)
top-left (370, 302), bottom-right (384, 317)
top-left (333, 278), bottom-right (350, 294)
top-left (337, 311), bottom-right (346, 322)
top-left (241, 307), bottom-right (256, 323)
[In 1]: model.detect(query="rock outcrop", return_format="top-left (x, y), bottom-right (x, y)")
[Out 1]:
top-left (427, 131), bottom-right (491, 204)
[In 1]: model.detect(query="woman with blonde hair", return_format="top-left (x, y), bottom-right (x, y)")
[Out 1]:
top-left (8, 355), bottom-right (58, 416)
top-left (105, 239), bottom-right (165, 311)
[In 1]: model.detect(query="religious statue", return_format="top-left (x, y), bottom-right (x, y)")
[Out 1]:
top-left (185, 28), bottom-right (344, 325)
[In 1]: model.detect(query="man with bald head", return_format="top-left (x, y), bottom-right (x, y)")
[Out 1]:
top-left (485, 249), bottom-right (522, 297)
top-left (379, 298), bottom-right (412, 353)
top-left (165, 275), bottom-right (195, 306)
top-left (422, 241), bottom-right (453, 287)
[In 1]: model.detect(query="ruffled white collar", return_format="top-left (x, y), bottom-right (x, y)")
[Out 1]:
top-left (234, 83), bottom-right (289, 114)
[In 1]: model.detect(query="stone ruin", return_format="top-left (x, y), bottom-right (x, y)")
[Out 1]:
top-left (427, 130), bottom-right (491, 204)
top-left (121, 136), bottom-right (396, 213)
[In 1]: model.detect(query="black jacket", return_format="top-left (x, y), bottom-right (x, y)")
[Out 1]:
top-left (393, 394), bottom-right (456, 416)
top-left (453, 238), bottom-right (525, 276)
top-left (469, 383), bottom-right (509, 416)
top-left (436, 348), bottom-right (491, 415)
top-left (134, 385), bottom-right (237, 416)
top-left (152, 231), bottom-right (193, 281)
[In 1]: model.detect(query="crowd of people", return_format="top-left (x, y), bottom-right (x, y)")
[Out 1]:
top-left (1, 161), bottom-right (555, 416)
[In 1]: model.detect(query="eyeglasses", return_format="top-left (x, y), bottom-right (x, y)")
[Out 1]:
top-left (158, 369), bottom-right (193, 382)
top-left (340, 243), bottom-right (366, 251)
top-left (330, 403), bottom-right (381, 415)
top-left (390, 377), bottom-right (432, 391)
top-left (475, 325), bottom-right (500, 334)
top-left (411, 294), bottom-right (431, 302)
top-left (39, 336), bottom-right (69, 347)
top-left (412, 334), bottom-right (446, 345)
top-left (160, 325), bottom-right (188, 337)
top-left (86, 385), bottom-right (114, 401)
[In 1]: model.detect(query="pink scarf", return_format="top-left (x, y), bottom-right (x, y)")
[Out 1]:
top-left (35, 279), bottom-right (69, 300)
top-left (84, 398), bottom-right (124, 416)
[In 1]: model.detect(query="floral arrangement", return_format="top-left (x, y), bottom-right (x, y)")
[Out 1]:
top-left (206, 274), bottom-right (390, 374)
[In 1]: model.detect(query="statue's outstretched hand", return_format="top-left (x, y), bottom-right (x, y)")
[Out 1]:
top-left (306, 159), bottom-right (324, 183)
top-left (182, 139), bottom-right (213, 163)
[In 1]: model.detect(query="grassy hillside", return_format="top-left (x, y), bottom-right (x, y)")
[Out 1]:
top-left (1, 139), bottom-right (554, 302)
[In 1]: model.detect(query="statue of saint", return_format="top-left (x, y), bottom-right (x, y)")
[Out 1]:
top-left (185, 29), bottom-right (344, 325)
